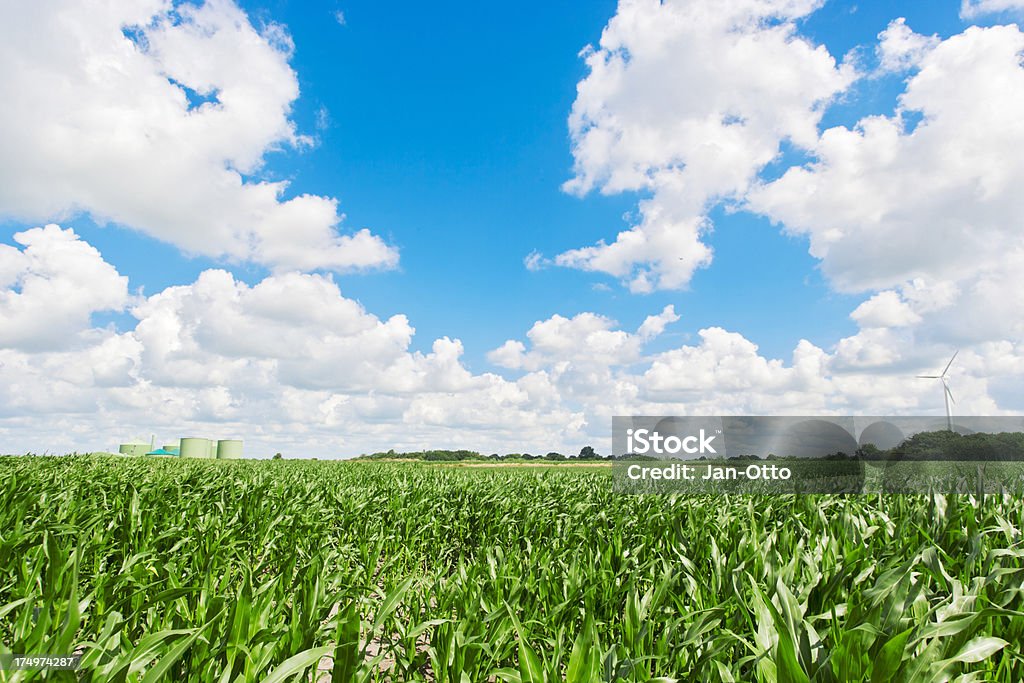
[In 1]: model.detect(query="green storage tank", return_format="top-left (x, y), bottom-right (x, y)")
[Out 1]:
top-left (180, 437), bottom-right (212, 459)
top-left (162, 440), bottom-right (181, 452)
top-left (118, 442), bottom-right (149, 457)
top-left (216, 440), bottom-right (243, 460)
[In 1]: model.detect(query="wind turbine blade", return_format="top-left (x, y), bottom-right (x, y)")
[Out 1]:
top-left (916, 375), bottom-right (940, 379)
top-left (941, 350), bottom-right (959, 377)
top-left (944, 381), bottom-right (956, 405)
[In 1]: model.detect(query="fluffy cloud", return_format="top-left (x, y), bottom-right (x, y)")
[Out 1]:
top-left (5, 5), bottom-right (1024, 456)
top-left (849, 291), bottom-right (921, 329)
top-left (641, 333), bottom-right (834, 413)
top-left (637, 305), bottom-right (682, 341)
top-left (547, 3), bottom-right (1024, 417)
top-left (547, 0), bottom-right (853, 292)
top-left (546, 5), bottom-right (1024, 421)
top-left (131, 269), bottom-right (417, 391)
top-left (960, 0), bottom-right (1024, 18)
top-left (0, 228), bottom-right (585, 455)
top-left (750, 23), bottom-right (1024, 295)
top-left (0, 226), bottom-right (129, 351)
top-left (487, 306), bottom-right (678, 371)
top-left (748, 20), bottom-right (1024, 386)
top-left (1, 228), bottom-right (1021, 456)
top-left (487, 306), bottom-right (1020, 426)
top-left (0, 0), bottom-right (397, 272)
top-left (876, 18), bottom-right (940, 73)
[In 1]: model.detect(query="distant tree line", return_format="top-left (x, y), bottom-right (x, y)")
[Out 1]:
top-left (359, 446), bottom-right (607, 462)
top-left (856, 430), bottom-right (1024, 461)
top-left (356, 432), bottom-right (1024, 463)
top-left (360, 448), bottom-right (484, 462)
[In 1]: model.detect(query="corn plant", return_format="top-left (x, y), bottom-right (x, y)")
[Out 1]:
top-left (0, 456), bottom-right (1022, 681)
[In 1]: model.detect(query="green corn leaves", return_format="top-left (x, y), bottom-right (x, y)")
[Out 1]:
top-left (566, 615), bottom-right (601, 683)
top-left (0, 455), bottom-right (1022, 681)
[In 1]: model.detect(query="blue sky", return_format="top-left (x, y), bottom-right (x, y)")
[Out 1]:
top-left (228, 0), bottom-right (936, 363)
top-left (99, 0), bottom-right (982, 364)
top-left (2, 0), bottom-right (1023, 456)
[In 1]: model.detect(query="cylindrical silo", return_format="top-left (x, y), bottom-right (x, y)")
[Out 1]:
top-left (216, 439), bottom-right (243, 460)
top-left (180, 437), bottom-right (212, 459)
top-left (162, 439), bottom-right (181, 452)
top-left (119, 442), bottom-right (149, 457)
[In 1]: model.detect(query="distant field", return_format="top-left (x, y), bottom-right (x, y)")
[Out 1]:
top-left (2, 455), bottom-right (1023, 681)
top-left (432, 461), bottom-right (612, 468)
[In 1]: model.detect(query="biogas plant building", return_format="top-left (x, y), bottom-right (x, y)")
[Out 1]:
top-left (116, 437), bottom-right (243, 459)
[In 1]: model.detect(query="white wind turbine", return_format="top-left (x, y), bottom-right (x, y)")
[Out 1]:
top-left (917, 350), bottom-right (958, 431)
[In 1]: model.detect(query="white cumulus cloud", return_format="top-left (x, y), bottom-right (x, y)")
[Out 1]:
top-left (961, 0), bottom-right (1024, 18)
top-left (546, 0), bottom-right (853, 292)
top-left (0, 226), bottom-right (130, 351)
top-left (0, 228), bottom-right (585, 455)
top-left (5, 5), bottom-right (1024, 456)
top-left (0, 0), bottom-right (397, 273)
top-left (749, 20), bottom-right (1024, 370)
top-left (876, 18), bottom-right (940, 73)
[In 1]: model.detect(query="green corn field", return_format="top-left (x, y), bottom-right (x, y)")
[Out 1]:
top-left (1, 455), bottom-right (1022, 681)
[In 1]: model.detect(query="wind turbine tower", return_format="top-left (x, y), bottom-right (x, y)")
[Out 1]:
top-left (917, 350), bottom-right (958, 431)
